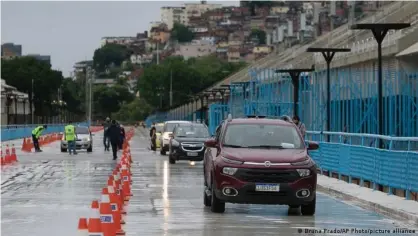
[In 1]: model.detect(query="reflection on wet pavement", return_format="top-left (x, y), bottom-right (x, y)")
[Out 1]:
top-left (1, 129), bottom-right (417, 236)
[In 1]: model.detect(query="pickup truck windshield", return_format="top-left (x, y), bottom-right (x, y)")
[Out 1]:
top-left (223, 124), bottom-right (303, 149)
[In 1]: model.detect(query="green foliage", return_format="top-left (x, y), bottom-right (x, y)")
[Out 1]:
top-left (112, 98), bottom-right (153, 122)
top-left (93, 44), bottom-right (129, 71)
top-left (250, 29), bottom-right (266, 45)
top-left (93, 84), bottom-right (134, 117)
top-left (1, 56), bottom-right (64, 116)
top-left (171, 23), bottom-right (194, 43)
top-left (137, 55), bottom-right (246, 111)
top-left (61, 78), bottom-right (83, 114)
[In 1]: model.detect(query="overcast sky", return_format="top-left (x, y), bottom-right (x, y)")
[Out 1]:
top-left (1, 1), bottom-right (238, 77)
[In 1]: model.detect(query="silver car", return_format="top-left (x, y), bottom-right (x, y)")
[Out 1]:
top-left (61, 126), bottom-right (93, 152)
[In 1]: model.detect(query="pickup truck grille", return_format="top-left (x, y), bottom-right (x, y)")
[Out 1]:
top-left (235, 168), bottom-right (300, 183)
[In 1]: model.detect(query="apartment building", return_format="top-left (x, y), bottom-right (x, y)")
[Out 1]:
top-left (161, 6), bottom-right (187, 29)
top-left (184, 1), bottom-right (222, 25)
top-left (150, 23), bottom-right (170, 44)
top-left (101, 37), bottom-right (136, 47)
top-left (174, 40), bottom-right (215, 60)
top-left (1, 43), bottom-right (22, 58)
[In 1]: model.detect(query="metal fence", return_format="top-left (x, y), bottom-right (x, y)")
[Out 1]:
top-left (307, 131), bottom-right (418, 199)
top-left (1, 122), bottom-right (89, 141)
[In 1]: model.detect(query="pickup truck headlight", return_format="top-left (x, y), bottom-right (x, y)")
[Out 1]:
top-left (291, 159), bottom-right (311, 166)
top-left (83, 137), bottom-right (90, 141)
top-left (221, 156), bottom-right (243, 165)
top-left (296, 169), bottom-right (311, 177)
top-left (222, 167), bottom-right (238, 175)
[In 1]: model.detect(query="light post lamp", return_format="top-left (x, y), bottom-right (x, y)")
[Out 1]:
top-left (306, 47), bottom-right (351, 135)
top-left (350, 23), bottom-right (410, 148)
top-left (275, 68), bottom-right (314, 118)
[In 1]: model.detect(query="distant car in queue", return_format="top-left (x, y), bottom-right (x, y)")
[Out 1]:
top-left (168, 123), bottom-right (210, 164)
top-left (159, 120), bottom-right (192, 155)
top-left (203, 116), bottom-right (319, 214)
top-left (154, 123), bottom-right (164, 149)
top-left (61, 126), bottom-right (93, 152)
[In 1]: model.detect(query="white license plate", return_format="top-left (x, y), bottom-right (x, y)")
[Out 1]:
top-left (255, 184), bottom-right (280, 192)
top-left (187, 152), bottom-right (198, 157)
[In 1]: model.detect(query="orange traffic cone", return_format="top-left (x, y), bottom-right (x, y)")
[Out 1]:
top-left (77, 218), bottom-right (88, 236)
top-left (88, 217), bottom-right (103, 236)
top-left (10, 144), bottom-right (17, 163)
top-left (107, 183), bottom-right (126, 223)
top-left (89, 200), bottom-right (100, 224)
top-left (102, 188), bottom-right (125, 234)
top-left (1, 149), bottom-right (4, 166)
top-left (99, 201), bottom-right (116, 236)
top-left (5, 145), bottom-right (11, 165)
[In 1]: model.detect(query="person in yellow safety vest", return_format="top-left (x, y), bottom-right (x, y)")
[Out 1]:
top-left (32, 124), bottom-right (47, 152)
top-left (65, 121), bottom-right (78, 155)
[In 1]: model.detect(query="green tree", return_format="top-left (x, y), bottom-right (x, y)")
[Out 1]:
top-left (61, 78), bottom-right (83, 114)
top-left (113, 98), bottom-right (153, 122)
top-left (250, 29), bottom-right (266, 45)
top-left (171, 23), bottom-right (194, 43)
top-left (137, 55), bottom-right (246, 111)
top-left (93, 44), bottom-right (129, 71)
top-left (93, 84), bottom-right (135, 118)
top-left (1, 56), bottom-right (65, 117)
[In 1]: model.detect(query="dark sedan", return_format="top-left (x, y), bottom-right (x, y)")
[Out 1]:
top-left (168, 123), bottom-right (210, 164)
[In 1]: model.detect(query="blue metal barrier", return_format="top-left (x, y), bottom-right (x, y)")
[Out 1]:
top-left (1, 122), bottom-right (88, 141)
top-left (306, 131), bottom-right (418, 199)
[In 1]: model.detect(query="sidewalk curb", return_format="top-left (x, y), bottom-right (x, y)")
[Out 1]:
top-left (317, 184), bottom-right (418, 226)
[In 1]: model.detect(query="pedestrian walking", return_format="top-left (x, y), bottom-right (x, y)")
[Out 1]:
top-left (119, 124), bottom-right (126, 150)
top-left (102, 117), bottom-right (111, 151)
top-left (31, 124), bottom-right (47, 152)
top-left (292, 115), bottom-right (306, 138)
top-left (105, 120), bottom-right (122, 160)
top-left (149, 123), bottom-right (156, 151)
top-left (64, 121), bottom-right (77, 155)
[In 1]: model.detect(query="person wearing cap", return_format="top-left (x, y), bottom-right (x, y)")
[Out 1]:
top-left (64, 120), bottom-right (77, 155)
top-left (32, 124), bottom-right (47, 152)
top-left (102, 117), bottom-right (111, 151)
top-left (105, 120), bottom-right (122, 160)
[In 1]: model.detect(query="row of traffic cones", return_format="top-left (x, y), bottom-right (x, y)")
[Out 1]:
top-left (21, 133), bottom-right (63, 152)
top-left (77, 128), bottom-right (135, 236)
top-left (1, 144), bottom-right (18, 166)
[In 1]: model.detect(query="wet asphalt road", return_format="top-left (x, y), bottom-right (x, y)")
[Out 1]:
top-left (1, 128), bottom-right (417, 236)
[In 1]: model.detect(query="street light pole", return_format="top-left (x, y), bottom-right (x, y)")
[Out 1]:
top-left (275, 68), bottom-right (314, 117)
top-left (170, 69), bottom-right (173, 107)
top-left (306, 47), bottom-right (351, 138)
top-left (31, 78), bottom-right (34, 124)
top-left (350, 23), bottom-right (410, 148)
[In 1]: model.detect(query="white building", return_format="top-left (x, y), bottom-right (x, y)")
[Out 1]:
top-left (161, 1), bottom-right (222, 27)
top-left (184, 2), bottom-right (222, 21)
top-left (1, 79), bottom-right (30, 125)
top-left (130, 54), bottom-right (153, 65)
top-left (101, 37), bottom-right (136, 47)
top-left (174, 40), bottom-right (216, 60)
top-left (161, 6), bottom-right (187, 30)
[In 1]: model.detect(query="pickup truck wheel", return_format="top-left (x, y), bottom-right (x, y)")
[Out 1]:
top-left (160, 149), bottom-right (166, 155)
top-left (169, 156), bottom-right (176, 164)
top-left (61, 148), bottom-right (67, 152)
top-left (301, 197), bottom-right (316, 216)
top-left (87, 147), bottom-right (93, 152)
top-left (210, 182), bottom-right (225, 213)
